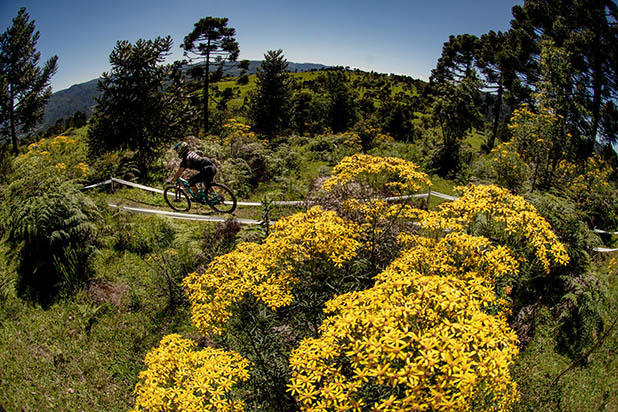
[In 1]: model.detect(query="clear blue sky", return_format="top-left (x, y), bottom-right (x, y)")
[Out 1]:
top-left (1, 0), bottom-right (523, 92)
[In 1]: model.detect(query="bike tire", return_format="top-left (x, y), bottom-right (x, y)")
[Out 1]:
top-left (208, 183), bottom-right (237, 214)
top-left (163, 185), bottom-right (192, 212)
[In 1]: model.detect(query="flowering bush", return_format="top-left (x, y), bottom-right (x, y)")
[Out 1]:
top-left (488, 142), bottom-right (530, 193)
top-left (389, 232), bottom-right (519, 305)
top-left (507, 103), bottom-right (573, 191)
top-left (554, 155), bottom-right (618, 229)
top-left (322, 153), bottom-right (430, 197)
top-left (183, 206), bottom-right (362, 334)
top-left (18, 135), bottom-right (89, 180)
top-left (131, 334), bottom-right (251, 412)
top-left (3, 134), bottom-right (100, 303)
top-left (289, 233), bottom-right (521, 412)
top-left (417, 185), bottom-right (569, 274)
top-left (222, 118), bottom-right (261, 158)
top-left (133, 155), bottom-right (572, 412)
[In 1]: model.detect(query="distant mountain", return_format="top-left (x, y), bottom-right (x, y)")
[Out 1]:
top-left (41, 61), bottom-right (329, 130)
top-left (42, 78), bottom-right (101, 130)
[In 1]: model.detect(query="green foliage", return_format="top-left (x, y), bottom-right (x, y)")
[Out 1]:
top-left (323, 70), bottom-right (358, 133)
top-left (221, 157), bottom-right (252, 198)
top-left (291, 89), bottom-right (328, 135)
top-left (198, 218), bottom-right (241, 264)
top-left (107, 213), bottom-right (174, 255)
top-left (87, 36), bottom-right (186, 173)
top-left (0, 7), bottom-right (58, 153)
top-left (249, 49), bottom-right (292, 138)
top-left (86, 150), bottom-right (141, 183)
top-left (556, 273), bottom-right (605, 359)
top-left (2, 156), bottom-right (100, 303)
top-left (0, 143), bottom-right (13, 183)
top-left (512, 263), bottom-right (618, 412)
top-left (431, 73), bottom-right (483, 177)
top-left (510, 0), bottom-right (618, 151)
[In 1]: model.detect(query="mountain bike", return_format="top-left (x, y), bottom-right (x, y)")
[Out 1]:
top-left (163, 178), bottom-right (237, 214)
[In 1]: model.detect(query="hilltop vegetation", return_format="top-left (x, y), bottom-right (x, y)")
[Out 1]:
top-left (1, 1), bottom-right (618, 412)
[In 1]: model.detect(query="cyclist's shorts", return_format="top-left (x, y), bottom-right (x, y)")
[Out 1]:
top-left (188, 165), bottom-right (216, 187)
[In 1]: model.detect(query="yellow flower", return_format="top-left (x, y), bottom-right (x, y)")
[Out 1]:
top-left (131, 334), bottom-right (251, 412)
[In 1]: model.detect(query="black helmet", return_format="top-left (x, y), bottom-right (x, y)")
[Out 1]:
top-left (173, 141), bottom-right (189, 157)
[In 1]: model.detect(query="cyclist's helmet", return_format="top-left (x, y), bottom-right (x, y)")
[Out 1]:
top-left (173, 141), bottom-right (189, 157)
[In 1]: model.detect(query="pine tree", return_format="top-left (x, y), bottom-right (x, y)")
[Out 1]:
top-left (87, 36), bottom-right (186, 172)
top-left (0, 8), bottom-right (57, 154)
top-left (182, 17), bottom-right (247, 135)
top-left (249, 49), bottom-right (292, 139)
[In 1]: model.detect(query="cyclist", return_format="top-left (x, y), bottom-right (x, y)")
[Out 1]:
top-left (167, 141), bottom-right (216, 201)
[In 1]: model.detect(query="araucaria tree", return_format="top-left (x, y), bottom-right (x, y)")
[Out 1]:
top-left (87, 36), bottom-right (181, 172)
top-left (0, 8), bottom-right (58, 154)
top-left (249, 49), bottom-right (292, 139)
top-left (182, 17), bottom-right (244, 135)
top-left (510, 0), bottom-right (618, 153)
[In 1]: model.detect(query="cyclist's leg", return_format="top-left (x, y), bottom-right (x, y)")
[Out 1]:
top-left (187, 174), bottom-right (202, 198)
top-left (202, 166), bottom-right (217, 191)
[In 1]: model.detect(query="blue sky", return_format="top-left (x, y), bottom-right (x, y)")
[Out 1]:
top-left (1, 0), bottom-right (523, 92)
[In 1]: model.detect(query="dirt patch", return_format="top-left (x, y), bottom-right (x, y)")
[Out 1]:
top-left (87, 279), bottom-right (128, 309)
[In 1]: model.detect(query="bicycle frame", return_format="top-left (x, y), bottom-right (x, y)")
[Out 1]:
top-left (176, 178), bottom-right (218, 205)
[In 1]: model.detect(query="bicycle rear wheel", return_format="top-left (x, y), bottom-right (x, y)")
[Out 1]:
top-left (164, 185), bottom-right (191, 212)
top-left (208, 183), bottom-right (237, 214)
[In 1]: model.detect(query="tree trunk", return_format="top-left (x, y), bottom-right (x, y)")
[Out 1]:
top-left (488, 74), bottom-right (504, 151)
top-left (203, 41), bottom-right (211, 136)
top-left (9, 85), bottom-right (17, 154)
top-left (589, 61), bottom-right (603, 155)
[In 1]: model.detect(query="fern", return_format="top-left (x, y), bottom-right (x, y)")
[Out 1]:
top-left (1, 162), bottom-right (101, 303)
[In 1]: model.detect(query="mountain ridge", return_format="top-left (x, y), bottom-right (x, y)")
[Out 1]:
top-left (42, 61), bottom-right (330, 130)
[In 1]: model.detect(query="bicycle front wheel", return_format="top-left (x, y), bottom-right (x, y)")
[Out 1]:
top-left (164, 185), bottom-right (191, 212)
top-left (208, 183), bottom-right (237, 214)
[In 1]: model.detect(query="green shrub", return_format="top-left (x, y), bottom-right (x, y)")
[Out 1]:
top-left (2, 156), bottom-right (101, 303)
top-left (0, 145), bottom-right (13, 184)
top-left (527, 193), bottom-right (606, 359)
top-left (109, 214), bottom-right (174, 255)
top-left (86, 150), bottom-right (140, 183)
top-left (220, 158), bottom-right (252, 198)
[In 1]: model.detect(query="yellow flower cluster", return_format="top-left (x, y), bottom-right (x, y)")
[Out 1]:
top-left (183, 206), bottom-right (362, 334)
top-left (338, 131), bottom-right (363, 149)
top-left (322, 154), bottom-right (431, 195)
top-left (23, 135), bottom-right (78, 157)
top-left (223, 118), bottom-right (260, 154)
top-left (507, 103), bottom-right (570, 170)
top-left (418, 185), bottom-right (569, 273)
top-left (289, 232), bottom-right (520, 412)
top-left (146, 248), bottom-right (178, 264)
top-left (387, 232), bottom-right (518, 302)
top-left (131, 334), bottom-right (251, 412)
top-left (555, 155), bottom-right (613, 198)
top-left (74, 162), bottom-right (89, 177)
top-left (489, 142), bottom-right (530, 190)
top-left (609, 257), bottom-right (618, 275)
top-left (18, 135), bottom-right (89, 179)
top-left (375, 132), bottom-right (395, 143)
